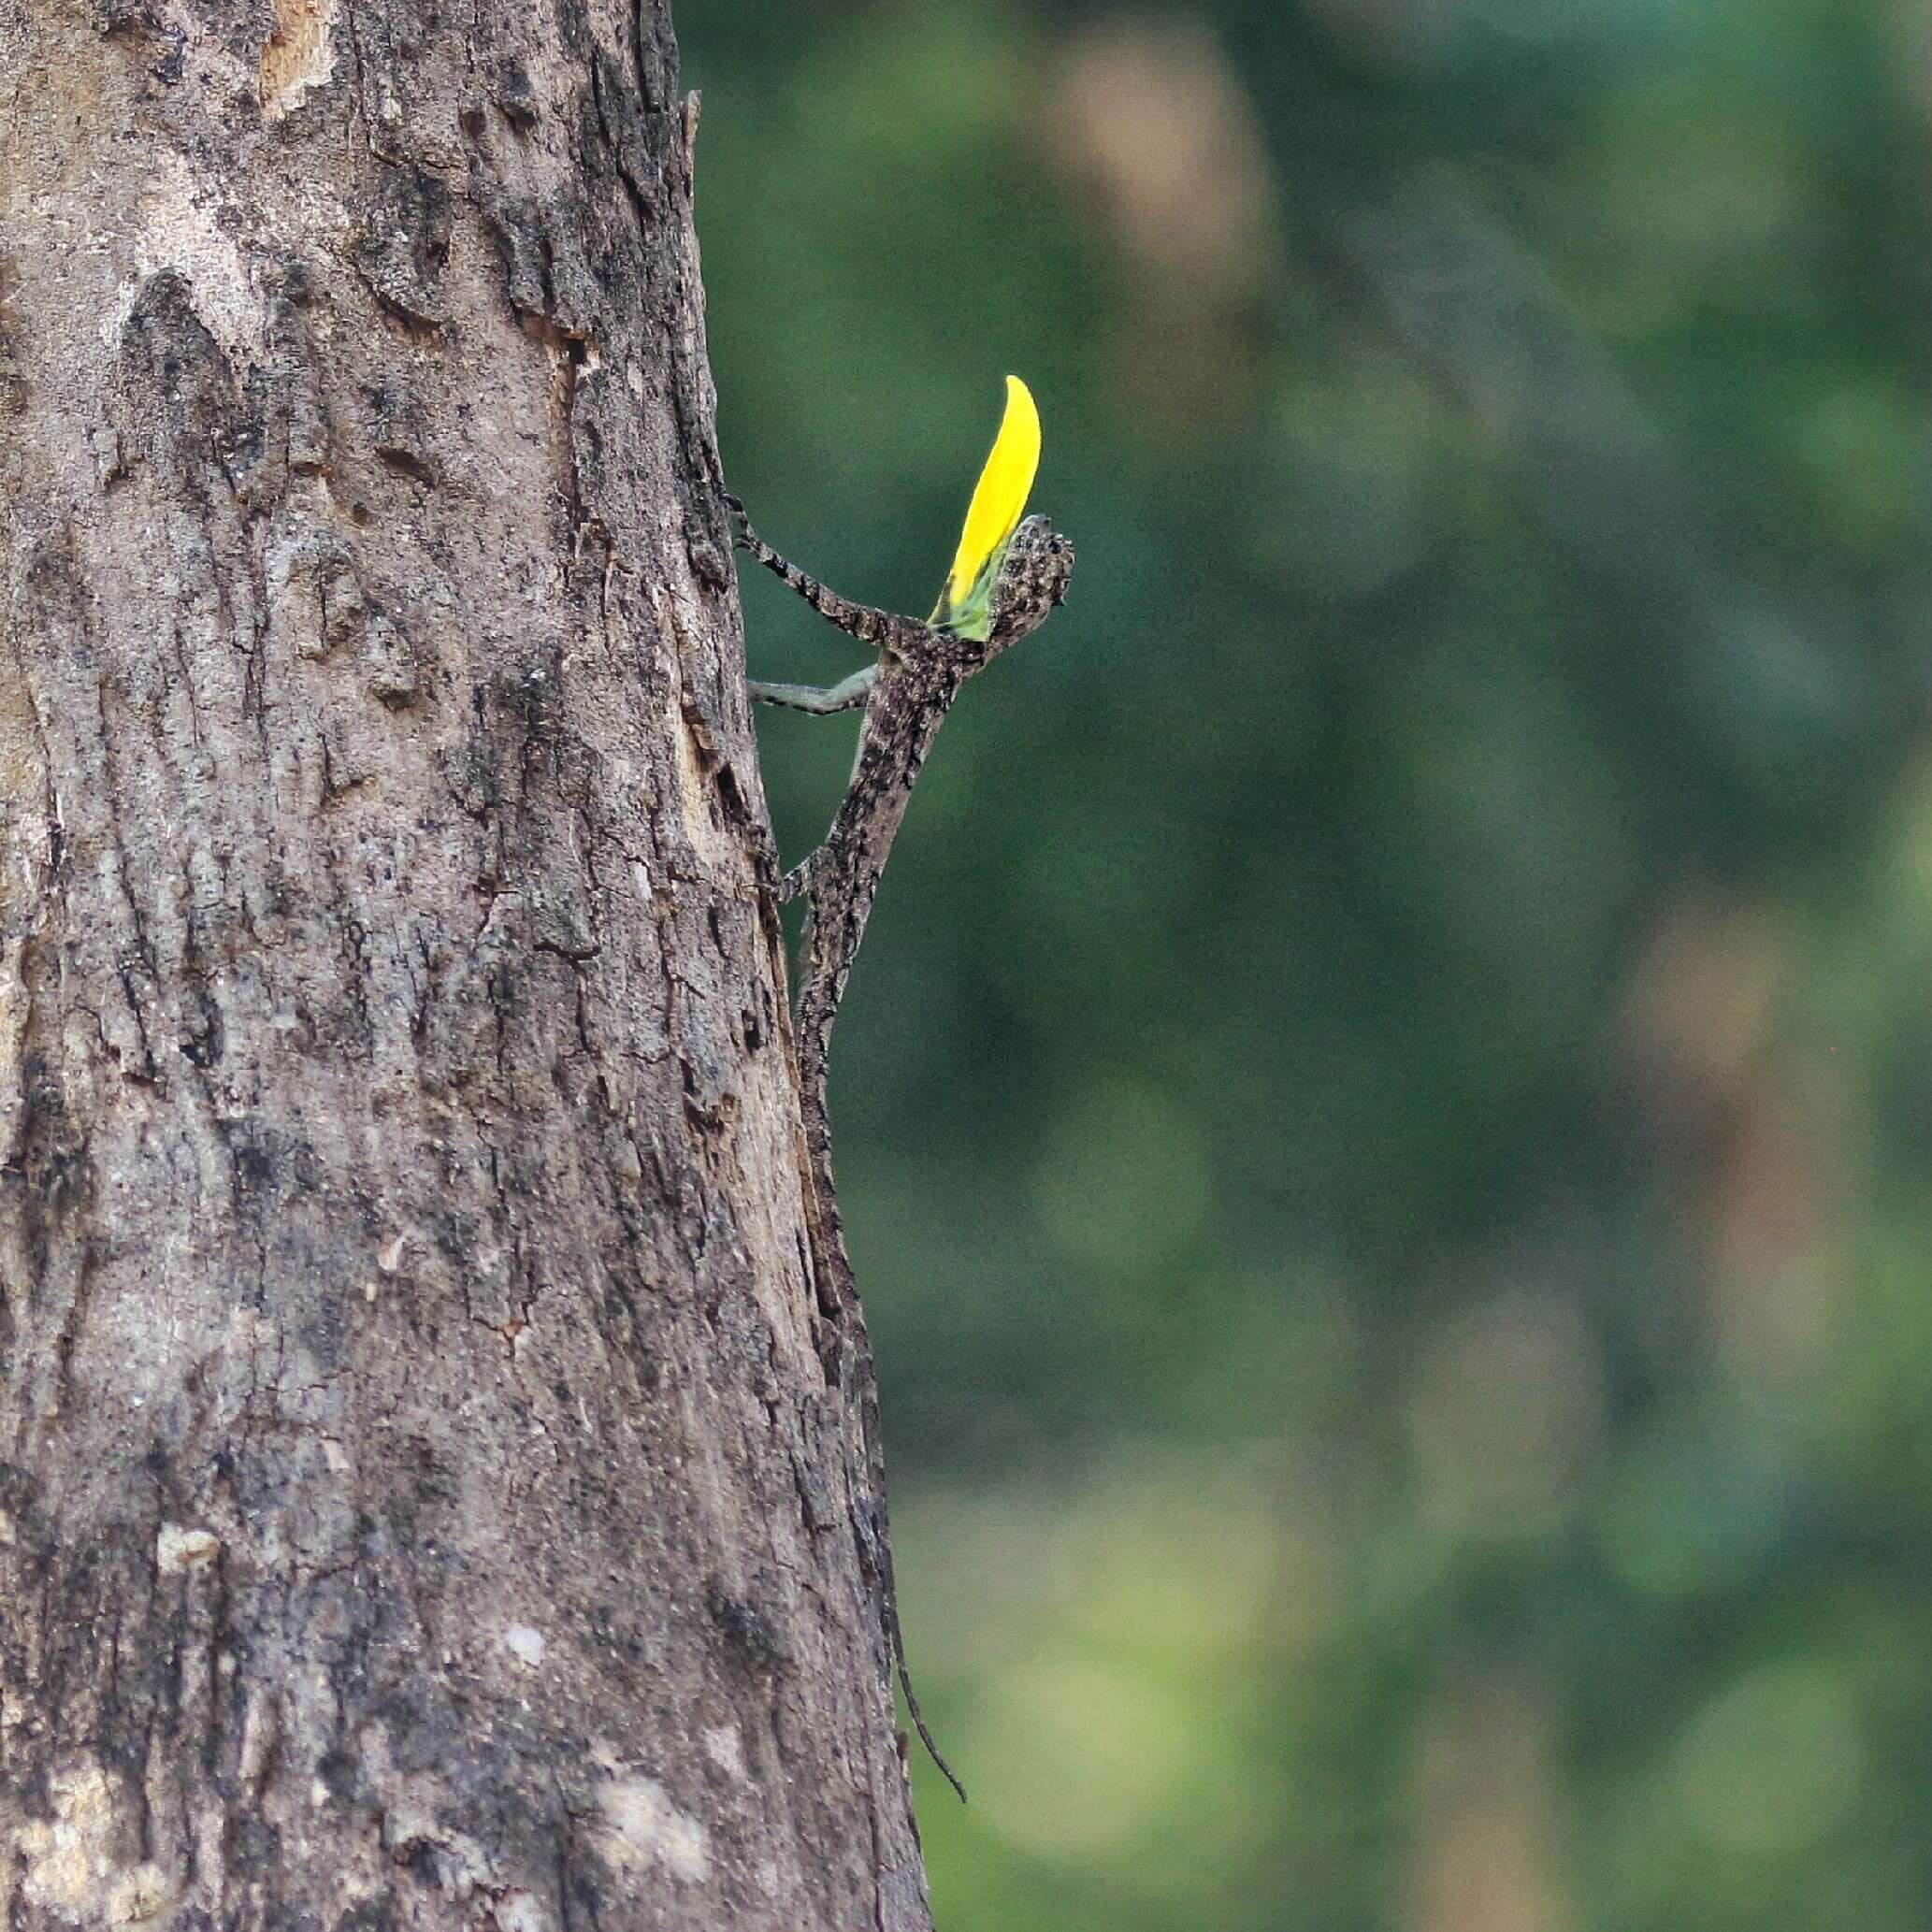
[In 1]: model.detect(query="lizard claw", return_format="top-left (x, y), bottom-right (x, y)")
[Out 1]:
top-left (722, 492), bottom-right (754, 551)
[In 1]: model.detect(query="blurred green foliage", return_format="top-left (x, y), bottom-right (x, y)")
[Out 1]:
top-left (680, 2), bottom-right (1932, 1925)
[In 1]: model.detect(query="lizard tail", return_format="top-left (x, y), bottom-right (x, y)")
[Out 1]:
top-left (790, 897), bottom-right (967, 1803)
top-left (901, 1659), bottom-right (968, 1804)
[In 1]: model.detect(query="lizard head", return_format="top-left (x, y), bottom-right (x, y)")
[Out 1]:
top-left (984, 514), bottom-right (1074, 653)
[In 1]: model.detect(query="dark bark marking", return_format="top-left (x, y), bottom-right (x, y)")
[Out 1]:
top-left (116, 274), bottom-right (250, 505)
top-left (354, 165), bottom-right (454, 329)
top-left (704, 1576), bottom-right (794, 1675)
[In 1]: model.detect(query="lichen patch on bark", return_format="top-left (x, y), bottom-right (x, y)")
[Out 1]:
top-left (596, 1764), bottom-right (714, 1886)
top-left (12, 1761), bottom-right (144, 1922)
top-left (103, 151), bottom-right (269, 365)
top-left (500, 1622), bottom-right (547, 1668)
top-left (154, 1522), bottom-right (222, 1570)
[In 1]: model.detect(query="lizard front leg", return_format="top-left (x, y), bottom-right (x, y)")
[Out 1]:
top-left (745, 665), bottom-right (878, 715)
top-left (726, 494), bottom-right (901, 651)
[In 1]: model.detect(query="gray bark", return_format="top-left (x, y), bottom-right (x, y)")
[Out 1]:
top-left (0, 3), bottom-right (932, 1925)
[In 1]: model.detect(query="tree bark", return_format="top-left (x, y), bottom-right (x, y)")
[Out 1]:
top-left (0, 4), bottom-right (932, 1925)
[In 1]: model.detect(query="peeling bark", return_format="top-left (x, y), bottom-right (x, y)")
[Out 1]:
top-left (0, 4), bottom-right (932, 1925)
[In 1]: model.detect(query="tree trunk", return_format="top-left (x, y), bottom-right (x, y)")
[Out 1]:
top-left (0, 5), bottom-right (931, 1925)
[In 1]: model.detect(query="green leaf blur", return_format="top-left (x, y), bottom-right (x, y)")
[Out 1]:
top-left (683, 1), bottom-right (1932, 1925)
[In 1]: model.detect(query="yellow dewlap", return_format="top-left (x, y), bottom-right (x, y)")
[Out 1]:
top-left (931, 375), bottom-right (1041, 632)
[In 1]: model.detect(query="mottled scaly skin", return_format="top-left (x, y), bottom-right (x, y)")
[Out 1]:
top-left (728, 500), bottom-right (1073, 1797)
top-left (788, 662), bottom-right (959, 1227)
top-left (732, 508), bottom-right (1073, 1161)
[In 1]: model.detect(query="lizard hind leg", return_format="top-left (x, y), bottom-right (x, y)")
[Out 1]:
top-left (722, 492), bottom-right (758, 548)
top-left (779, 847), bottom-right (829, 903)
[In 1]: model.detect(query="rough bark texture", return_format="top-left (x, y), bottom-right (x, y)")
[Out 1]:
top-left (0, 4), bottom-right (932, 1925)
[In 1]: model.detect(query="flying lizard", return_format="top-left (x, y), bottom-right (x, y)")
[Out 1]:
top-left (726, 376), bottom-right (1074, 1798)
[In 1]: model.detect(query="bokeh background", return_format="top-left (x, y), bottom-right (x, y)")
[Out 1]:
top-left (680, 3), bottom-right (1932, 1926)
